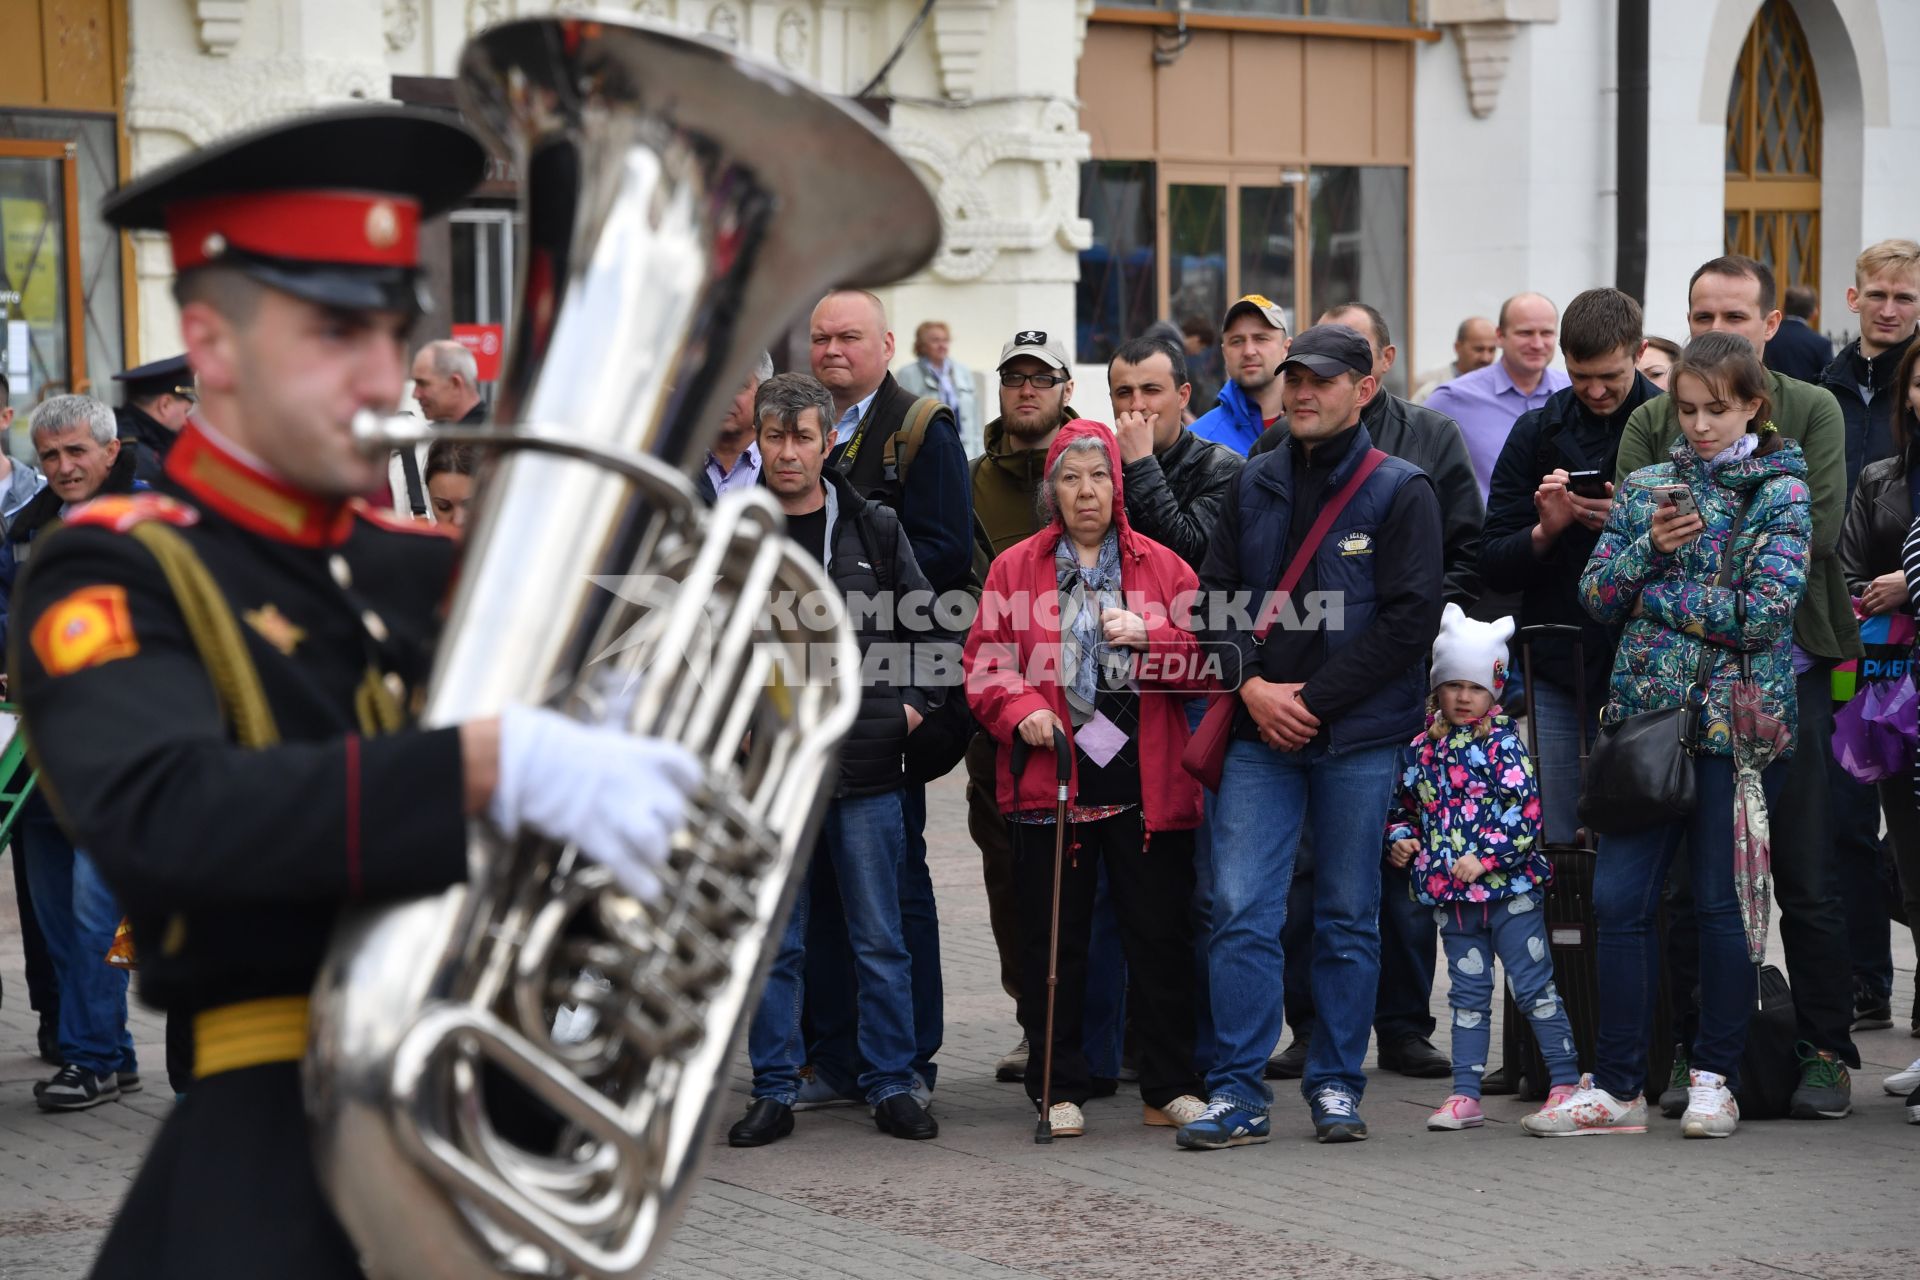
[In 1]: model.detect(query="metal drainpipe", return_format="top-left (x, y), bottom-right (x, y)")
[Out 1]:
top-left (1616, 0), bottom-right (1651, 303)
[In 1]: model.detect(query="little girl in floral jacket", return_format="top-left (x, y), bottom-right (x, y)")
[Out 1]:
top-left (1385, 603), bottom-right (1579, 1132)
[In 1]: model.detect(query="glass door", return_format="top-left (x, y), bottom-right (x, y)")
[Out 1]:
top-left (0, 140), bottom-right (83, 419)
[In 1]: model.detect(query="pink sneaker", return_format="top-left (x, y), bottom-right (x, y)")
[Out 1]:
top-left (1540, 1083), bottom-right (1579, 1112)
top-left (1426, 1094), bottom-right (1484, 1131)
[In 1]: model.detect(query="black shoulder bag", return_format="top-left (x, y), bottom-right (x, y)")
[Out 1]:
top-left (1578, 490), bottom-right (1754, 836)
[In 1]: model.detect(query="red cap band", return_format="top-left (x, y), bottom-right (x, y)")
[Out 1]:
top-left (167, 190), bottom-right (421, 272)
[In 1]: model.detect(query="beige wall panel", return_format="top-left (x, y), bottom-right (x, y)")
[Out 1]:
top-left (1230, 34), bottom-right (1305, 162)
top-left (1079, 23), bottom-right (1156, 159)
top-left (1, 0), bottom-right (49, 105)
top-left (1373, 42), bottom-right (1411, 164)
top-left (1302, 39), bottom-right (1374, 161)
top-left (1153, 29), bottom-right (1231, 161)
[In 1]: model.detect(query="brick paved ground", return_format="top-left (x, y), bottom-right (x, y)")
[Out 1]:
top-left (2, 772), bottom-right (1915, 1278)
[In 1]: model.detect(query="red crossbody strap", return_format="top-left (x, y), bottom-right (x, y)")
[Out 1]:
top-left (1255, 448), bottom-right (1388, 640)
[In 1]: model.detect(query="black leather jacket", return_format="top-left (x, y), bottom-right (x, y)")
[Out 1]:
top-left (1121, 427), bottom-right (1244, 569)
top-left (1839, 450), bottom-right (1915, 592)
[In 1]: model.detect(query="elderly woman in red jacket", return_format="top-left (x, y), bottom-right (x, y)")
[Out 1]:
top-left (964, 418), bottom-right (1211, 1138)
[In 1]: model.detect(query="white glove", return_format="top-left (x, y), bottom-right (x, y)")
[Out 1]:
top-left (488, 704), bottom-right (704, 903)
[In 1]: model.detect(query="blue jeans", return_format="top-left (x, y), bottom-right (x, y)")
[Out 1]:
top-left (21, 802), bottom-right (134, 1077)
top-left (1529, 679), bottom-right (1598, 847)
top-left (749, 791), bottom-right (916, 1106)
top-left (803, 782), bottom-right (943, 1092)
top-left (1436, 892), bottom-right (1578, 1098)
top-left (1283, 852), bottom-right (1437, 1043)
top-left (1593, 755), bottom-right (1781, 1097)
top-left (1206, 739), bottom-right (1396, 1109)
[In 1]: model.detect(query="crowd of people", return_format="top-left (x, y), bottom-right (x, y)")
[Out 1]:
top-left (6, 248), bottom-right (1920, 1152)
top-left (696, 249), bottom-right (1920, 1151)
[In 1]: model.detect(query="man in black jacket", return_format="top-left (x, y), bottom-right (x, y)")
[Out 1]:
top-left (1257, 302), bottom-right (1479, 1082)
top-left (1481, 287), bottom-right (1657, 845)
top-left (1766, 284), bottom-right (1834, 384)
top-left (1250, 304), bottom-right (1481, 607)
top-left (811, 289), bottom-right (973, 1099)
top-left (110, 354), bottom-right (195, 485)
top-left (729, 373), bottom-right (955, 1148)
top-left (1108, 335), bottom-right (1245, 569)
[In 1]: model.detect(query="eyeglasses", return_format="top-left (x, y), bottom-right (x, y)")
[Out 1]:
top-left (999, 371), bottom-right (1068, 389)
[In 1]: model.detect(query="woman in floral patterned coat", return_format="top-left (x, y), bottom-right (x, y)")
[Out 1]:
top-left (1526, 332), bottom-right (1811, 1141)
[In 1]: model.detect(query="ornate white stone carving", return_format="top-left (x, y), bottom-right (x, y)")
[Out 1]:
top-left (776, 8), bottom-right (808, 72)
top-left (929, 0), bottom-right (993, 101)
top-left (888, 99), bottom-right (1091, 283)
top-left (195, 0), bottom-right (248, 56)
top-left (382, 0), bottom-right (420, 52)
top-left (128, 52), bottom-right (392, 158)
top-left (1072, 0), bottom-right (1094, 66)
top-left (706, 2), bottom-right (741, 44)
top-left (1428, 0), bottom-right (1559, 119)
top-left (632, 0), bottom-right (672, 21)
top-left (468, 0), bottom-right (507, 34)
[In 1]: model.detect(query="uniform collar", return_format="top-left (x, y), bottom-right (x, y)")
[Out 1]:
top-left (165, 420), bottom-right (353, 547)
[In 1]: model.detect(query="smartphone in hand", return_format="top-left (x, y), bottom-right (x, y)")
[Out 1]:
top-left (1567, 470), bottom-right (1609, 500)
top-left (1657, 486), bottom-right (1698, 518)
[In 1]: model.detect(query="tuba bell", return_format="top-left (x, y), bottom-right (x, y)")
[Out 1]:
top-left (304, 15), bottom-right (940, 1278)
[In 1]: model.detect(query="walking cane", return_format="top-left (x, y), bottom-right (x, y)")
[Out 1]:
top-left (1011, 724), bottom-right (1072, 1144)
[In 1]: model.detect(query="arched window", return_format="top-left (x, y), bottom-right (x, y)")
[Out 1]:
top-left (1725, 0), bottom-right (1822, 295)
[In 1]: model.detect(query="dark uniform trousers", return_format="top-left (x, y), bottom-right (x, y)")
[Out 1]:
top-left (11, 426), bottom-right (471, 1277)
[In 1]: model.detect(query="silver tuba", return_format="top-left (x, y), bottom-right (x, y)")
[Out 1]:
top-left (304, 15), bottom-right (939, 1279)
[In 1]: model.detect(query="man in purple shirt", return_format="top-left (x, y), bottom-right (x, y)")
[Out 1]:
top-left (1426, 293), bottom-right (1570, 502)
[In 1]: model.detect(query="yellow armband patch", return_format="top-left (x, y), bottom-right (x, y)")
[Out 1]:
top-left (30, 584), bottom-right (140, 676)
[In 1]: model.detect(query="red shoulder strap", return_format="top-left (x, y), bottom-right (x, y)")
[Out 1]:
top-left (1256, 448), bottom-right (1388, 640)
top-left (62, 493), bottom-right (200, 533)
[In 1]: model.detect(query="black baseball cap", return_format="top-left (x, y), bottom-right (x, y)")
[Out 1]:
top-left (1277, 324), bottom-right (1373, 379)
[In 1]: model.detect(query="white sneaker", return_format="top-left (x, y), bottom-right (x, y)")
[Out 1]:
top-left (1883, 1056), bottom-right (1920, 1095)
top-left (1044, 1101), bottom-right (1085, 1137)
top-left (1680, 1068), bottom-right (1739, 1139)
top-left (1518, 1073), bottom-right (1648, 1137)
top-left (1143, 1094), bottom-right (1208, 1127)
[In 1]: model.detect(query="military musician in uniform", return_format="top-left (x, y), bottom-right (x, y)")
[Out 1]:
top-left (8, 106), bottom-right (704, 1277)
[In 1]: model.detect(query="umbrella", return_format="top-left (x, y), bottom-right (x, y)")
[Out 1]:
top-left (1730, 657), bottom-right (1792, 967)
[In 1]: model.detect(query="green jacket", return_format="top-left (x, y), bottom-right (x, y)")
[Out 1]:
top-left (971, 411), bottom-right (1070, 557)
top-left (1613, 369), bottom-right (1860, 661)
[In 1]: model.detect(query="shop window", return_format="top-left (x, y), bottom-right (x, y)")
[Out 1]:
top-left (1077, 160), bottom-right (1157, 365)
top-left (1308, 164), bottom-right (1408, 392)
top-left (0, 141), bottom-right (79, 413)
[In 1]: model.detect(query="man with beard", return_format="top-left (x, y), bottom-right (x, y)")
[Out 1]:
top-left (967, 329), bottom-right (1075, 1081)
top-left (1192, 295), bottom-right (1289, 456)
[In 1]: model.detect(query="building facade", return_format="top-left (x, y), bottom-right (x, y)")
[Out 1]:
top-left (6, 0), bottom-right (1916, 431)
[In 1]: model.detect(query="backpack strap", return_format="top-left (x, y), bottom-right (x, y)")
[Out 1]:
top-left (883, 396), bottom-right (948, 481)
top-left (397, 446), bottom-right (428, 520)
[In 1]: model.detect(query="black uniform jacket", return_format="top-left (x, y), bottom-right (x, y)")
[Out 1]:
top-left (10, 420), bottom-right (469, 1019)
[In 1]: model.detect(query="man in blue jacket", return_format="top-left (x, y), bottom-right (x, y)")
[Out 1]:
top-left (1190, 295), bottom-right (1289, 456)
top-left (1181, 325), bottom-right (1443, 1150)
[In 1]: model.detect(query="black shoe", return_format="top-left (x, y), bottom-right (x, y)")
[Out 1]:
top-left (1852, 979), bottom-right (1893, 1032)
top-left (1265, 1033), bottom-right (1310, 1080)
top-left (1787, 1041), bottom-right (1852, 1119)
top-left (1376, 1033), bottom-right (1451, 1079)
top-left (1479, 1062), bottom-right (1520, 1096)
top-left (36, 1019), bottom-right (62, 1067)
top-left (873, 1093), bottom-right (938, 1140)
top-left (36, 1063), bottom-right (119, 1112)
top-left (727, 1099), bottom-right (793, 1148)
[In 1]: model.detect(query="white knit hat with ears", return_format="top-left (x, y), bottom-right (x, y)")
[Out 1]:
top-left (1430, 602), bottom-right (1516, 696)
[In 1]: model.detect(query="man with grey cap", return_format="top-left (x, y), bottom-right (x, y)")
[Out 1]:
top-left (1192, 294), bottom-right (1290, 456)
top-left (1182, 324), bottom-right (1443, 1151)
